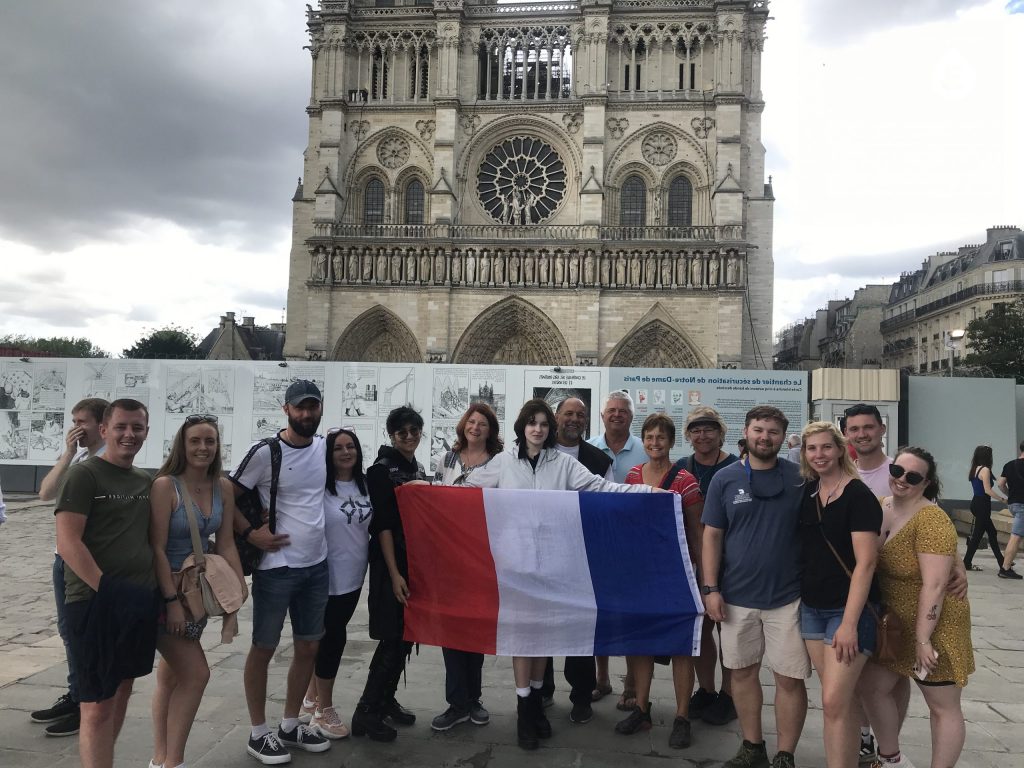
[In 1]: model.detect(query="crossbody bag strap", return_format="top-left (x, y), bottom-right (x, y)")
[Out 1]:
top-left (815, 490), bottom-right (882, 624)
top-left (174, 477), bottom-right (207, 569)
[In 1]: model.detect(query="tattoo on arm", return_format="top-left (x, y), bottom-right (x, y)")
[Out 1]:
top-left (926, 604), bottom-right (938, 621)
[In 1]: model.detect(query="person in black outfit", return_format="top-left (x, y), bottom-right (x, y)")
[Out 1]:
top-left (350, 406), bottom-right (427, 741)
top-left (963, 445), bottom-right (1005, 573)
top-left (996, 441), bottom-right (1024, 579)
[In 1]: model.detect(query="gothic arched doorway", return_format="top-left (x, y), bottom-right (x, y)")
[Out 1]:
top-left (332, 305), bottom-right (422, 362)
top-left (451, 297), bottom-right (572, 365)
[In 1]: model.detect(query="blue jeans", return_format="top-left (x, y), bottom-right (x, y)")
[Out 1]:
top-left (799, 602), bottom-right (878, 656)
top-left (53, 554), bottom-right (78, 701)
top-left (251, 560), bottom-right (329, 649)
top-left (1010, 503), bottom-right (1024, 537)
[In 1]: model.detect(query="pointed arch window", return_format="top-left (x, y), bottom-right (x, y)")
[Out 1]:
top-left (620, 176), bottom-right (646, 227)
top-left (668, 176), bottom-right (693, 228)
top-left (364, 179), bottom-right (385, 224)
top-left (405, 179), bottom-right (424, 224)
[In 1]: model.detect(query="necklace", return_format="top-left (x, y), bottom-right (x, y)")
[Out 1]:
top-left (690, 452), bottom-right (722, 490)
top-left (820, 476), bottom-right (845, 506)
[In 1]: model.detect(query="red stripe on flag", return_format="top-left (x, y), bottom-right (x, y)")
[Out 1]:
top-left (397, 485), bottom-right (499, 654)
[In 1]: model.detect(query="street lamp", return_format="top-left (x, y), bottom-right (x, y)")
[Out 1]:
top-left (945, 328), bottom-right (965, 376)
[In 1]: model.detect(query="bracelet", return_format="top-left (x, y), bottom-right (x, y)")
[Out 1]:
top-left (240, 525), bottom-right (254, 541)
top-left (918, 639), bottom-right (931, 645)
top-left (164, 594), bottom-right (178, 604)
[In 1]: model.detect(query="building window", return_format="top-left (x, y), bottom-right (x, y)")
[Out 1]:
top-left (364, 179), bottom-right (385, 224)
top-left (372, 47), bottom-right (389, 100)
top-left (405, 179), bottom-right (424, 224)
top-left (667, 176), bottom-right (693, 227)
top-left (408, 45), bottom-right (429, 99)
top-left (620, 176), bottom-right (646, 227)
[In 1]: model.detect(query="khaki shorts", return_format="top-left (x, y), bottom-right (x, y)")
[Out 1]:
top-left (719, 598), bottom-right (811, 679)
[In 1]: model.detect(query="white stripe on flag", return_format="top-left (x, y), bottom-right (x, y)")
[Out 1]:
top-left (483, 489), bottom-right (598, 656)
top-left (671, 494), bottom-right (705, 654)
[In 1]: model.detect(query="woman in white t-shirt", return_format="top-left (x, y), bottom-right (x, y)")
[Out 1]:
top-left (302, 428), bottom-right (373, 740)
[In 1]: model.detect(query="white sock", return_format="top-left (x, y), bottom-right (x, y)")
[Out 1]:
top-left (148, 762), bottom-right (163, 768)
top-left (281, 717), bottom-right (300, 733)
top-left (303, 696), bottom-right (317, 709)
top-left (516, 686), bottom-right (531, 698)
top-left (529, 679), bottom-right (543, 689)
top-left (251, 723), bottom-right (270, 739)
top-left (879, 752), bottom-right (901, 764)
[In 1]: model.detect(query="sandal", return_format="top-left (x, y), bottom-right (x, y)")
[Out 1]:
top-left (966, 564), bottom-right (983, 571)
top-left (616, 688), bottom-right (637, 712)
top-left (591, 682), bottom-right (613, 702)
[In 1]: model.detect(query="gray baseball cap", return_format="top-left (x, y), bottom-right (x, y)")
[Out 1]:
top-left (285, 379), bottom-right (322, 406)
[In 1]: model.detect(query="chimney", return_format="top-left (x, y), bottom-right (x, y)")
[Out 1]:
top-left (242, 316), bottom-right (255, 327)
top-left (987, 225), bottom-right (1020, 243)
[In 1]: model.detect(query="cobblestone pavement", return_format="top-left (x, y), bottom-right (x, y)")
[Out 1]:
top-left (2, 497), bottom-right (1022, 767)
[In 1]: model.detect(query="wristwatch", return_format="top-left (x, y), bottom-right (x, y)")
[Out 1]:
top-left (701, 585), bottom-right (720, 595)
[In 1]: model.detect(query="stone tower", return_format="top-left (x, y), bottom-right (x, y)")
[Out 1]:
top-left (285, 0), bottom-right (774, 368)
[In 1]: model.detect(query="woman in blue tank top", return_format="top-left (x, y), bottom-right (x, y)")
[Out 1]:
top-left (149, 415), bottom-right (245, 768)
top-left (963, 445), bottom-right (1005, 571)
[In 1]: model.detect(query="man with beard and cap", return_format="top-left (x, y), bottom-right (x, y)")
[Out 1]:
top-left (537, 397), bottom-right (615, 722)
top-left (231, 380), bottom-right (332, 763)
top-left (682, 406), bottom-right (741, 728)
top-left (702, 405), bottom-right (809, 768)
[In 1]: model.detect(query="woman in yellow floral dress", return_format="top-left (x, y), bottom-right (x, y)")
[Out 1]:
top-left (858, 447), bottom-right (974, 768)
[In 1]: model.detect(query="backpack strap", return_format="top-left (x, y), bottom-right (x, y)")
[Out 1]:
top-left (661, 457), bottom-right (690, 491)
top-left (265, 437), bottom-right (282, 534)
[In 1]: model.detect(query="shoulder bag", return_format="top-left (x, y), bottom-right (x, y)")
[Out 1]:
top-left (815, 490), bottom-right (903, 664)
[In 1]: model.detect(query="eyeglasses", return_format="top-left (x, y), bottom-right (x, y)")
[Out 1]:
top-left (394, 427), bottom-right (422, 439)
top-left (888, 463), bottom-right (925, 486)
top-left (185, 414), bottom-right (218, 424)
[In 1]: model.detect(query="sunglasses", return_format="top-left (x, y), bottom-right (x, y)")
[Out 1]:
top-left (687, 426), bottom-right (720, 436)
top-left (394, 427), bottom-right (422, 439)
top-left (185, 414), bottom-right (218, 424)
top-left (889, 463), bottom-right (925, 486)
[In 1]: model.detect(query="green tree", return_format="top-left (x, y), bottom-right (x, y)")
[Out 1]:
top-left (962, 298), bottom-right (1024, 383)
top-left (122, 326), bottom-right (201, 359)
top-left (0, 334), bottom-right (108, 357)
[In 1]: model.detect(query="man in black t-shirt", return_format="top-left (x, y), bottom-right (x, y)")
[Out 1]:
top-left (997, 441), bottom-right (1024, 579)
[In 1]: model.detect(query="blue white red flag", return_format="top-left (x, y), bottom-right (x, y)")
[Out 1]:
top-left (397, 486), bottom-right (703, 657)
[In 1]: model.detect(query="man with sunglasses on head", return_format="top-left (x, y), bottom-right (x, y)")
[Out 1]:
top-left (701, 405), bottom-right (809, 768)
top-left (231, 380), bottom-right (332, 764)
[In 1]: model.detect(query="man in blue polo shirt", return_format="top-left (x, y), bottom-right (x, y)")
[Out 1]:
top-left (702, 405), bottom-right (809, 768)
top-left (588, 390), bottom-right (645, 483)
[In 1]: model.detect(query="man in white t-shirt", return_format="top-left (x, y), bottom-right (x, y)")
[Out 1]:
top-left (231, 380), bottom-right (332, 764)
top-left (33, 397), bottom-right (108, 738)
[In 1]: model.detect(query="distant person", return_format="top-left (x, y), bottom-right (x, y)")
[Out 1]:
top-left (33, 398), bottom-right (108, 737)
top-left (996, 441), bottom-right (1024, 579)
top-left (963, 445), bottom-right (1005, 573)
top-left (785, 434), bottom-right (801, 464)
top-left (55, 399), bottom-right (160, 768)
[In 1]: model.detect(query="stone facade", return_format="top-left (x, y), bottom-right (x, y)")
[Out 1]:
top-left (285, 0), bottom-right (774, 368)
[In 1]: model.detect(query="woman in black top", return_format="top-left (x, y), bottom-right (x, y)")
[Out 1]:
top-left (351, 406), bottom-right (427, 742)
top-left (963, 445), bottom-right (1005, 572)
top-left (798, 421), bottom-right (882, 768)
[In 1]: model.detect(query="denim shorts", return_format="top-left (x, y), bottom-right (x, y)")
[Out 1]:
top-left (799, 603), bottom-right (878, 656)
top-left (252, 560), bottom-right (329, 649)
top-left (1010, 503), bottom-right (1024, 537)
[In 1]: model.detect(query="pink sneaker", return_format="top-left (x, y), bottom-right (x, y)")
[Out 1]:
top-left (312, 706), bottom-right (350, 740)
top-left (299, 698), bottom-right (317, 724)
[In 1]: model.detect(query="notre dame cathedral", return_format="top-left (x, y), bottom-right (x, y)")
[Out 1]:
top-left (284, 0), bottom-right (773, 369)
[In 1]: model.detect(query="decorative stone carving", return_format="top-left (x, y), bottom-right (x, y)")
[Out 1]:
top-left (351, 120), bottom-right (370, 141)
top-left (641, 132), bottom-right (677, 166)
top-left (459, 114), bottom-right (481, 135)
top-left (629, 254), bottom-right (641, 287)
top-left (708, 254), bottom-right (720, 286)
top-left (415, 120), bottom-right (436, 141)
top-left (332, 248), bottom-right (343, 282)
top-left (494, 252), bottom-right (505, 285)
top-left (726, 255), bottom-right (738, 286)
top-left (377, 136), bottom-right (410, 169)
top-left (553, 253), bottom-right (564, 285)
top-left (691, 116), bottom-right (715, 139)
top-left (480, 250), bottom-right (490, 284)
top-left (601, 255), bottom-right (611, 286)
top-left (391, 249), bottom-right (402, 283)
top-left (538, 253), bottom-right (550, 283)
top-left (312, 248), bottom-right (327, 281)
top-left (348, 250), bottom-right (359, 283)
top-left (477, 136), bottom-right (566, 225)
top-left (375, 251), bottom-right (388, 283)
top-left (660, 255), bottom-right (673, 287)
top-left (562, 112), bottom-right (583, 135)
top-left (451, 251), bottom-right (462, 283)
top-left (615, 255), bottom-right (626, 287)
top-left (676, 255), bottom-right (688, 287)
top-left (362, 252), bottom-right (373, 281)
top-left (405, 250), bottom-right (417, 282)
top-left (690, 254), bottom-right (703, 286)
top-left (524, 252), bottom-right (535, 284)
top-left (606, 117), bottom-right (629, 139)
top-left (584, 252), bottom-right (595, 285)
top-left (509, 251), bottom-right (521, 284)
top-left (420, 251), bottom-right (431, 283)
top-left (466, 251), bottom-right (476, 284)
top-left (433, 249), bottom-right (446, 283)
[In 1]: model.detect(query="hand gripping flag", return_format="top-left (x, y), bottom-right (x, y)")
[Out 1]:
top-left (397, 486), bottom-right (703, 657)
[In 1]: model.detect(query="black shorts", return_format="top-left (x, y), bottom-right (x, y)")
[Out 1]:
top-left (66, 593), bottom-right (159, 702)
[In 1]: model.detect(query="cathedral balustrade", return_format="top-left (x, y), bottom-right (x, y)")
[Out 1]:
top-left (311, 222), bottom-right (743, 242)
top-left (307, 243), bottom-right (746, 291)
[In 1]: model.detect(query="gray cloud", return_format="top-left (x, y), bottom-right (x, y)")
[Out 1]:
top-left (233, 288), bottom-right (289, 311)
top-left (0, 1), bottom-right (308, 252)
top-left (804, 0), bottom-right (990, 43)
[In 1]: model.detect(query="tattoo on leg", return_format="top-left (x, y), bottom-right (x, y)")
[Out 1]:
top-left (926, 604), bottom-right (938, 621)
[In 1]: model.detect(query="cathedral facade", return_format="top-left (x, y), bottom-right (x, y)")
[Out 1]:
top-left (284, 0), bottom-right (774, 368)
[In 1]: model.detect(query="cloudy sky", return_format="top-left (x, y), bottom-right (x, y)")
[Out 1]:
top-left (1, 0), bottom-right (1022, 356)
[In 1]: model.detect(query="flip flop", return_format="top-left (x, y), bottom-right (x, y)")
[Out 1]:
top-left (616, 688), bottom-right (637, 711)
top-left (591, 682), bottom-right (613, 702)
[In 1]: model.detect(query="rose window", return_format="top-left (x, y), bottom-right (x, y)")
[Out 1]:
top-left (476, 136), bottom-right (566, 225)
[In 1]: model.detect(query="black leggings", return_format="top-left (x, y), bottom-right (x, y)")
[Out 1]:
top-left (313, 589), bottom-right (362, 680)
top-left (963, 496), bottom-right (1003, 568)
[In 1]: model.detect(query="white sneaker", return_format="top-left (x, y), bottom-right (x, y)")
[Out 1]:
top-left (299, 698), bottom-right (317, 724)
top-left (311, 706), bottom-right (350, 740)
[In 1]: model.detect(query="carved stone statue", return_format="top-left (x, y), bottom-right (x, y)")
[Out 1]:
top-left (406, 250), bottom-right (417, 283)
top-left (661, 255), bottom-right (673, 287)
top-left (615, 254), bottom-right (626, 287)
top-left (726, 255), bottom-right (737, 286)
top-left (376, 250), bottom-right (387, 282)
top-left (584, 252), bottom-right (595, 285)
top-left (494, 252), bottom-right (505, 285)
top-left (601, 254), bottom-right (611, 286)
top-left (568, 255), bottom-right (579, 286)
top-left (313, 248), bottom-right (327, 281)
top-left (420, 250), bottom-right (431, 282)
top-left (480, 251), bottom-right (490, 284)
top-left (332, 249), bottom-right (342, 282)
top-left (645, 256), bottom-right (656, 287)
top-left (391, 249), bottom-right (403, 282)
top-left (554, 253), bottom-right (564, 285)
top-left (434, 249), bottom-right (446, 283)
top-left (524, 252), bottom-right (535, 284)
top-left (362, 251), bottom-right (373, 281)
top-left (451, 251), bottom-right (462, 283)
top-left (466, 251), bottom-right (476, 284)
top-left (629, 254), bottom-right (640, 287)
top-left (348, 250), bottom-right (358, 282)
top-left (708, 254), bottom-right (720, 286)
top-left (539, 253), bottom-right (549, 283)
top-left (690, 254), bottom-right (703, 286)
top-left (677, 255), bottom-right (687, 287)
top-left (509, 251), bottom-right (521, 284)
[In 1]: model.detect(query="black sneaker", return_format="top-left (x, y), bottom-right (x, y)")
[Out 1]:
top-left (771, 751), bottom-right (796, 768)
top-left (385, 698), bottom-right (417, 726)
top-left (45, 710), bottom-right (80, 737)
top-left (569, 701), bottom-right (593, 724)
top-left (689, 688), bottom-right (717, 721)
top-left (541, 694), bottom-right (554, 709)
top-left (277, 723), bottom-right (331, 753)
top-left (469, 701), bottom-right (490, 726)
top-left (668, 716), bottom-right (691, 748)
top-left (614, 704), bottom-right (652, 735)
top-left (703, 690), bottom-right (738, 725)
top-left (247, 732), bottom-right (291, 765)
top-left (723, 739), bottom-right (770, 768)
top-left (430, 707), bottom-right (470, 732)
top-left (998, 567), bottom-right (1023, 580)
top-left (31, 693), bottom-right (78, 724)
top-left (859, 733), bottom-right (877, 764)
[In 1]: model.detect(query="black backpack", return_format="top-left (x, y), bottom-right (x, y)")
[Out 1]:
top-left (232, 437), bottom-right (282, 576)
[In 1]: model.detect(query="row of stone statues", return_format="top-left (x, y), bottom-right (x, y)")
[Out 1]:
top-left (310, 246), bottom-right (744, 288)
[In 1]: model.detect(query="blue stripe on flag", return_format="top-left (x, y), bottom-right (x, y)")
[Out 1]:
top-left (579, 492), bottom-right (702, 656)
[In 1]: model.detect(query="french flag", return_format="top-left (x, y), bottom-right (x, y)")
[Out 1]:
top-left (397, 486), bottom-right (703, 657)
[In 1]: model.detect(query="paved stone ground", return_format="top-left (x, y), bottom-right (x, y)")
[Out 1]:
top-left (1, 497), bottom-right (1022, 767)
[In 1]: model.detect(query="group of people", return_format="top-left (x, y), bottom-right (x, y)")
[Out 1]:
top-left (26, 384), bottom-right (984, 768)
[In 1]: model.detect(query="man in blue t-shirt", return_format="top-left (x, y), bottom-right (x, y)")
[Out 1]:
top-left (702, 405), bottom-right (810, 768)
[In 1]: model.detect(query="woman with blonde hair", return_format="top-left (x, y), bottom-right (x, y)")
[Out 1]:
top-left (797, 421), bottom-right (882, 768)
